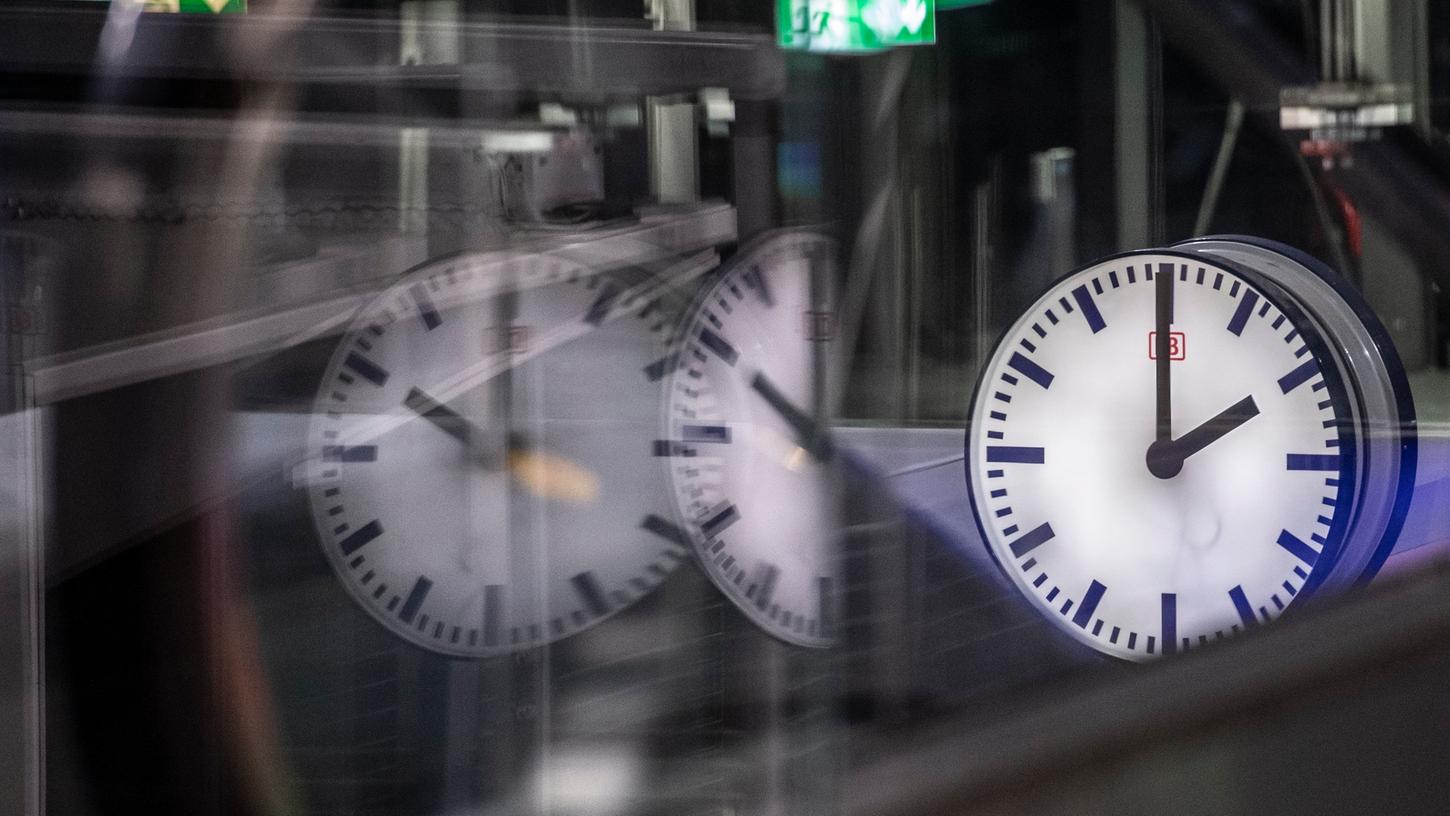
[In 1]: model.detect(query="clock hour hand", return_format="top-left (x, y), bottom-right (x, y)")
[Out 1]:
top-left (1155, 263), bottom-right (1173, 443)
top-left (404, 386), bottom-right (599, 502)
top-left (749, 372), bottom-right (834, 462)
top-left (1146, 395), bottom-right (1259, 479)
top-left (404, 387), bottom-right (509, 470)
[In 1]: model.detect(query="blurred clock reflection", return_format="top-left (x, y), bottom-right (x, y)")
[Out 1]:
top-left (661, 231), bottom-right (842, 647)
top-left (304, 249), bottom-right (709, 656)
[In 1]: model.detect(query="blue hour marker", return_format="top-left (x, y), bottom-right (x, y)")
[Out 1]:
top-left (1072, 580), bottom-right (1106, 629)
top-left (698, 328), bottom-right (739, 365)
top-left (701, 503), bottom-right (741, 537)
top-left (683, 425), bottom-right (731, 443)
top-left (339, 520), bottom-right (383, 556)
top-left (399, 576), bottom-right (433, 624)
top-left (749, 564), bottom-right (780, 610)
top-left (742, 265), bottom-right (773, 306)
top-left (1161, 593), bottom-right (1178, 656)
top-left (1007, 351), bottom-right (1055, 389)
top-left (345, 352), bottom-right (389, 387)
top-left (585, 281), bottom-right (622, 325)
top-left (1071, 285), bottom-right (1107, 333)
top-left (1276, 529), bottom-right (1319, 565)
top-left (409, 283), bottom-right (442, 330)
top-left (1227, 290), bottom-right (1259, 336)
top-left (1229, 585), bottom-right (1257, 629)
top-left (1278, 360), bottom-right (1319, 394)
top-left (1287, 453), bottom-right (1339, 471)
top-left (323, 445), bottom-right (377, 462)
top-left (571, 571), bottom-right (611, 617)
top-left (653, 441), bottom-right (696, 457)
top-left (987, 446), bottom-right (1045, 464)
top-left (1009, 522), bottom-right (1055, 558)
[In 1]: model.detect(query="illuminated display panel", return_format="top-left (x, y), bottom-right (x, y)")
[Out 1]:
top-left (777, 0), bottom-right (936, 52)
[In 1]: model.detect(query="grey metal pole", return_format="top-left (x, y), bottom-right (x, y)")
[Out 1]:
top-left (0, 232), bottom-right (44, 816)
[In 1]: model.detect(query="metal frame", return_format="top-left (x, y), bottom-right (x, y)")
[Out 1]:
top-left (25, 203), bottom-right (736, 405)
top-left (0, 8), bottom-right (786, 106)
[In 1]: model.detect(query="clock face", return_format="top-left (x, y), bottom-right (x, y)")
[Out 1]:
top-left (662, 232), bottom-right (840, 647)
top-left (305, 252), bottom-right (688, 657)
top-left (966, 252), bottom-right (1357, 661)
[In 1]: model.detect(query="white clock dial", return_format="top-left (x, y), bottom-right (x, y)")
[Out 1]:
top-left (662, 232), bottom-right (840, 647)
top-left (306, 251), bottom-right (691, 657)
top-left (967, 252), bottom-right (1357, 661)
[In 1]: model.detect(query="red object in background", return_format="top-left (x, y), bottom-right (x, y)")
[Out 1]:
top-left (1327, 183), bottom-right (1363, 258)
top-left (1148, 331), bottom-right (1186, 361)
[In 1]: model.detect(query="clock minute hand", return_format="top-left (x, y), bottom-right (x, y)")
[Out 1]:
top-left (1146, 395), bottom-right (1259, 479)
top-left (1155, 264), bottom-right (1174, 443)
top-left (749, 372), bottom-right (835, 463)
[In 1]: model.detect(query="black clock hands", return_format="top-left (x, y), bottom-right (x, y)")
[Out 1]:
top-left (1147, 395), bottom-right (1260, 479)
top-left (405, 386), bottom-right (510, 470)
top-left (1147, 267), bottom-right (1258, 477)
top-left (750, 372), bottom-right (835, 462)
top-left (405, 387), bottom-right (475, 445)
top-left (1155, 264), bottom-right (1173, 443)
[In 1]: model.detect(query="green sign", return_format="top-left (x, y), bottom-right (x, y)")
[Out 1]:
top-left (117, 0), bottom-right (246, 12)
top-left (778, 0), bottom-right (936, 52)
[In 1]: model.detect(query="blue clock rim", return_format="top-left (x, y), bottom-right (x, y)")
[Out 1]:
top-left (961, 246), bottom-right (1360, 658)
top-left (1176, 235), bottom-right (1418, 586)
top-left (1223, 258), bottom-right (1360, 600)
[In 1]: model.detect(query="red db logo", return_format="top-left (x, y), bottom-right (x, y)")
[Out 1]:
top-left (1148, 331), bottom-right (1186, 360)
top-left (804, 311), bottom-right (836, 342)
